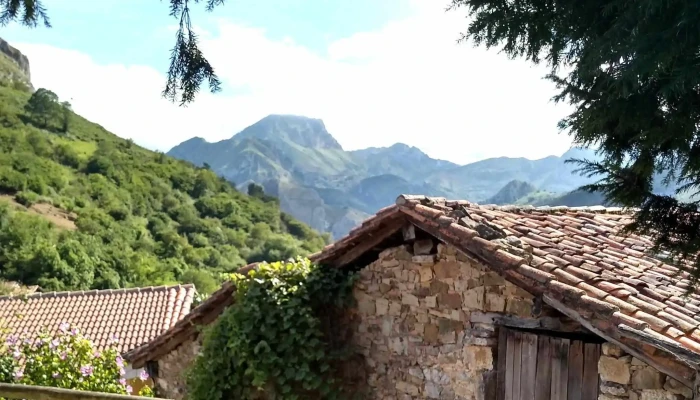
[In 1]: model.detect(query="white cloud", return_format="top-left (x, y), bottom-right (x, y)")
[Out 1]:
top-left (16, 0), bottom-right (574, 164)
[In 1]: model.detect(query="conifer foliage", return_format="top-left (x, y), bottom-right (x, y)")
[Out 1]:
top-left (0, 0), bottom-right (223, 105)
top-left (450, 0), bottom-right (700, 274)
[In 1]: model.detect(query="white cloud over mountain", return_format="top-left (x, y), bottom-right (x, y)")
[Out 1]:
top-left (15, 0), bottom-right (574, 164)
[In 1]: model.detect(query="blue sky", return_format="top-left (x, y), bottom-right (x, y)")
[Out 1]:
top-left (4, 0), bottom-right (575, 164)
top-left (5, 0), bottom-right (411, 73)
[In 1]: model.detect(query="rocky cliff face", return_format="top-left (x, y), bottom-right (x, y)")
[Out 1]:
top-left (0, 37), bottom-right (32, 90)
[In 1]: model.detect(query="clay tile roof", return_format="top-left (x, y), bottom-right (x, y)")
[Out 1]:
top-left (126, 195), bottom-right (700, 382)
top-left (0, 284), bottom-right (196, 354)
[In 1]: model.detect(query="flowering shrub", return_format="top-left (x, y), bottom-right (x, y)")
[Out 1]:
top-left (0, 323), bottom-right (153, 397)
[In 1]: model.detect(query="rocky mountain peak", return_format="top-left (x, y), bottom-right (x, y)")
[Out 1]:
top-left (0, 37), bottom-right (33, 90)
top-left (235, 114), bottom-right (343, 150)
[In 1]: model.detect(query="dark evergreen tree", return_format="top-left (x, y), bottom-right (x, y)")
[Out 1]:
top-left (0, 0), bottom-right (223, 105)
top-left (60, 101), bottom-right (71, 133)
top-left (450, 0), bottom-right (700, 273)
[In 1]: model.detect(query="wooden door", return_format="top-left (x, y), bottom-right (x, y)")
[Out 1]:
top-left (496, 328), bottom-right (601, 400)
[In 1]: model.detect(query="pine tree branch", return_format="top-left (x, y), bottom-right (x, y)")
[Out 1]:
top-left (163, 0), bottom-right (224, 105)
top-left (0, 0), bottom-right (50, 27)
top-left (2, 0), bottom-right (226, 105)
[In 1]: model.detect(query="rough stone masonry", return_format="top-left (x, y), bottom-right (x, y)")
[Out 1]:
top-left (598, 342), bottom-right (691, 400)
top-left (349, 240), bottom-right (693, 400)
top-left (350, 241), bottom-right (535, 399)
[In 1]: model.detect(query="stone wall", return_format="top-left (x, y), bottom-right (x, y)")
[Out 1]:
top-left (598, 342), bottom-right (692, 400)
top-left (154, 338), bottom-right (201, 400)
top-left (351, 241), bottom-right (537, 399)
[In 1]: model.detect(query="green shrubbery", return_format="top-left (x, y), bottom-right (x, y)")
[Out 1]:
top-left (0, 81), bottom-right (328, 294)
top-left (187, 258), bottom-right (356, 400)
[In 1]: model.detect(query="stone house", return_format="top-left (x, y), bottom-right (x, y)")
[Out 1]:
top-left (0, 284), bottom-right (196, 392)
top-left (126, 195), bottom-right (700, 399)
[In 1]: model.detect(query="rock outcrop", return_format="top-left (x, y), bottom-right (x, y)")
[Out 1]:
top-left (0, 37), bottom-right (32, 90)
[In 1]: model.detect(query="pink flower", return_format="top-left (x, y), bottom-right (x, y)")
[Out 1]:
top-left (119, 367), bottom-right (126, 376)
top-left (119, 378), bottom-right (126, 386)
top-left (14, 368), bottom-right (23, 380)
top-left (52, 372), bottom-right (61, 379)
top-left (49, 339), bottom-right (60, 350)
top-left (59, 322), bottom-right (70, 332)
top-left (93, 350), bottom-right (101, 358)
top-left (125, 385), bottom-right (133, 394)
top-left (108, 334), bottom-right (119, 345)
top-left (12, 350), bottom-right (21, 359)
top-left (80, 365), bottom-right (94, 377)
top-left (60, 352), bottom-right (67, 360)
top-left (5, 335), bottom-right (18, 346)
top-left (70, 328), bottom-right (79, 336)
top-left (139, 370), bottom-right (149, 381)
top-left (115, 356), bottom-right (124, 368)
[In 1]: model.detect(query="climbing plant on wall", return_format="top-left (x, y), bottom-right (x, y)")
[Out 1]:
top-left (186, 257), bottom-right (357, 400)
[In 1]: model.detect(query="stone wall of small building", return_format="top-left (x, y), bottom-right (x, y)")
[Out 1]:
top-left (149, 240), bottom-right (698, 400)
top-left (351, 241), bottom-right (537, 399)
top-left (153, 337), bottom-right (201, 400)
top-left (598, 342), bottom-right (692, 400)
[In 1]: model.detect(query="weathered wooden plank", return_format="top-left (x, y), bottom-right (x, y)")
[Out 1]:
top-left (582, 343), bottom-right (600, 400)
top-left (505, 331), bottom-right (515, 400)
top-left (520, 333), bottom-right (538, 400)
top-left (497, 327), bottom-right (509, 400)
top-left (0, 383), bottom-right (164, 400)
top-left (331, 219), bottom-right (404, 267)
top-left (534, 336), bottom-right (552, 400)
top-left (567, 340), bottom-right (584, 400)
top-left (503, 331), bottom-right (515, 400)
top-left (469, 312), bottom-right (587, 333)
top-left (512, 331), bottom-right (523, 400)
top-left (551, 338), bottom-right (570, 400)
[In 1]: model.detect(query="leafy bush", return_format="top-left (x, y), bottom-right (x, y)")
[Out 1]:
top-left (0, 166), bottom-right (25, 192)
top-left (53, 143), bottom-right (81, 168)
top-left (14, 191), bottom-right (39, 206)
top-left (0, 323), bottom-right (153, 396)
top-left (194, 193), bottom-right (238, 219)
top-left (186, 258), bottom-right (356, 400)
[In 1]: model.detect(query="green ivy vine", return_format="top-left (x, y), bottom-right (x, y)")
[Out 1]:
top-left (186, 257), bottom-right (357, 400)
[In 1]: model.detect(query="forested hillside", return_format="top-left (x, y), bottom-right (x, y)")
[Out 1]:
top-left (0, 54), bottom-right (327, 295)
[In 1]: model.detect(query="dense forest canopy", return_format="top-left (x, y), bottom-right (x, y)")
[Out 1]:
top-left (450, 0), bottom-right (700, 273)
top-left (0, 64), bottom-right (328, 295)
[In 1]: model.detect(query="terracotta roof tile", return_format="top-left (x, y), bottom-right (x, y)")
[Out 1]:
top-left (0, 285), bottom-right (196, 354)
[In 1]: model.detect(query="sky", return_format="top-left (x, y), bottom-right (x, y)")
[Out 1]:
top-left (3, 0), bottom-right (575, 165)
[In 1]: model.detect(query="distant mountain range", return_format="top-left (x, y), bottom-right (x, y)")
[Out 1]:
top-left (167, 114), bottom-right (673, 239)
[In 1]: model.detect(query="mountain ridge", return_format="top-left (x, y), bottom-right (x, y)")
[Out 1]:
top-left (168, 114), bottom-right (607, 238)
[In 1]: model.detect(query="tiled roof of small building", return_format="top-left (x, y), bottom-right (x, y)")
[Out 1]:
top-left (0, 285), bottom-right (196, 354)
top-left (125, 195), bottom-right (700, 386)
